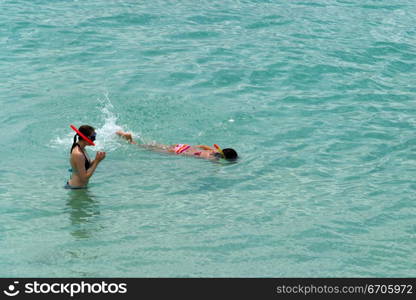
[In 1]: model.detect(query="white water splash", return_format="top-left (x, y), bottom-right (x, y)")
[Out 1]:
top-left (50, 132), bottom-right (76, 150)
top-left (93, 93), bottom-right (124, 151)
top-left (51, 93), bottom-right (137, 152)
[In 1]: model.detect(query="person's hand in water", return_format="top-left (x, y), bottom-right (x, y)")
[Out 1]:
top-left (116, 131), bottom-right (136, 144)
top-left (95, 151), bottom-right (106, 162)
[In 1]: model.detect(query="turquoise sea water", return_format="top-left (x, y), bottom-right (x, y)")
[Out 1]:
top-left (1, 0), bottom-right (415, 277)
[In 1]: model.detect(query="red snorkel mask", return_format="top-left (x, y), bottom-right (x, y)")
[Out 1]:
top-left (70, 124), bottom-right (96, 146)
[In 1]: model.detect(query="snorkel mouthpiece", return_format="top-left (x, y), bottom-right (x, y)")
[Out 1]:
top-left (213, 144), bottom-right (225, 158)
top-left (70, 124), bottom-right (96, 146)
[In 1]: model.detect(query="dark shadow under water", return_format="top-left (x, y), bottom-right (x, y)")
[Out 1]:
top-left (65, 189), bottom-right (100, 240)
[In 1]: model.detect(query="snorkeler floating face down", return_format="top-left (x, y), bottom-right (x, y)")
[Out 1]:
top-left (116, 131), bottom-right (238, 161)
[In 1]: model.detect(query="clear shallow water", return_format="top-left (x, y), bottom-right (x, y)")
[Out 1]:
top-left (1, 0), bottom-right (415, 277)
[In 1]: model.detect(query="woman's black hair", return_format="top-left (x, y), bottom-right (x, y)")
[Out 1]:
top-left (222, 148), bottom-right (238, 160)
top-left (70, 125), bottom-right (95, 153)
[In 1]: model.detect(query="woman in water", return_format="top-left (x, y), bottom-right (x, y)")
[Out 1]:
top-left (116, 130), bottom-right (238, 161)
top-left (66, 125), bottom-right (106, 189)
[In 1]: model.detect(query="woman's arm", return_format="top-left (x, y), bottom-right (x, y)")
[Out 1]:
top-left (72, 151), bottom-right (106, 183)
top-left (72, 152), bottom-right (89, 183)
top-left (116, 131), bottom-right (173, 153)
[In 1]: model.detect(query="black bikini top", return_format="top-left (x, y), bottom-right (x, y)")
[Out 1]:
top-left (72, 143), bottom-right (91, 170)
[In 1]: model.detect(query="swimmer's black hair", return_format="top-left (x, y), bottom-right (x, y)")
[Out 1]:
top-left (223, 148), bottom-right (238, 160)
